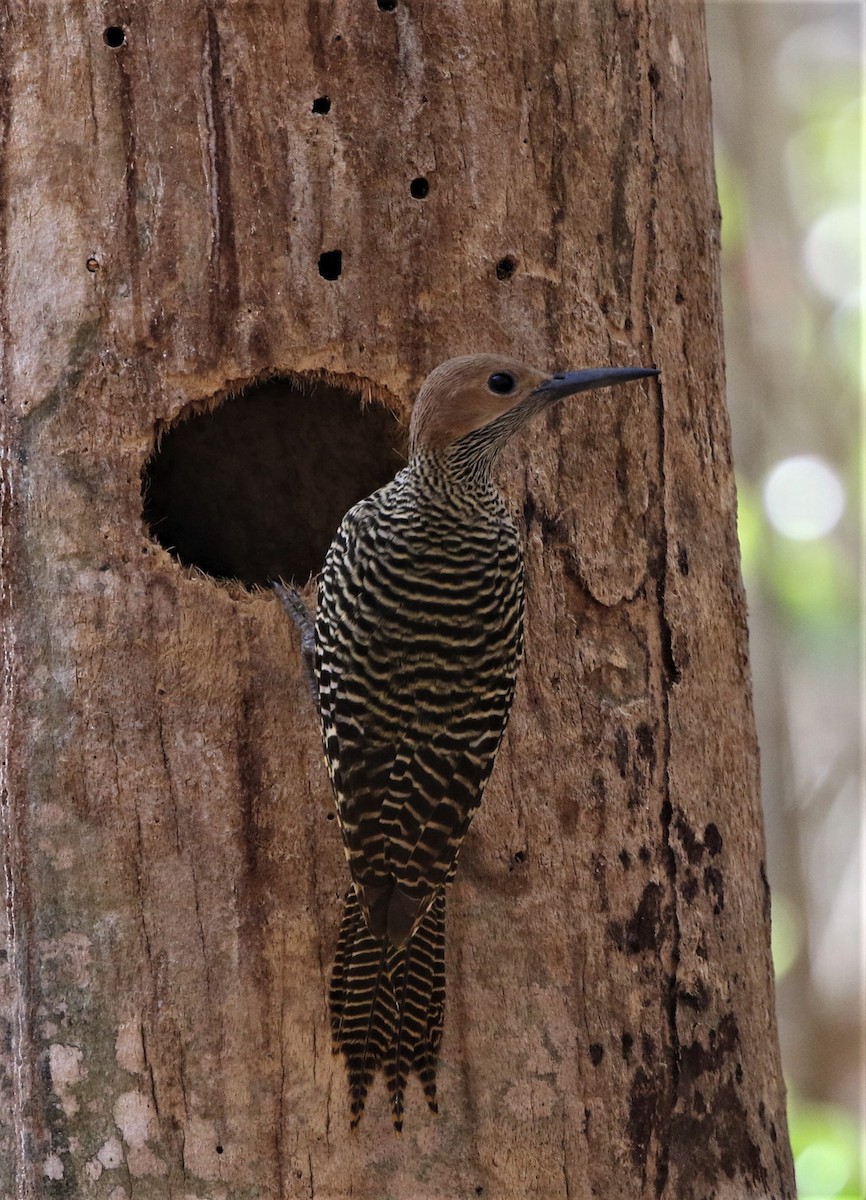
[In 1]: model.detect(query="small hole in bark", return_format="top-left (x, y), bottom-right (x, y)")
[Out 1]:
top-left (318, 250), bottom-right (342, 280)
top-left (409, 176), bottom-right (429, 199)
top-left (495, 256), bottom-right (517, 281)
top-left (326, 812), bottom-right (336, 821)
top-left (142, 374), bottom-right (404, 588)
top-left (86, 257), bottom-right (100, 272)
top-left (312, 96), bottom-right (331, 114)
top-left (215, 1145), bottom-right (223, 1154)
top-left (103, 25), bottom-right (126, 47)
top-left (377, 0), bottom-right (397, 9)
top-left (513, 850), bottom-right (526, 865)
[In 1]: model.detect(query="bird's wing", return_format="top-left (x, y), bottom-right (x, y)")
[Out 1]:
top-left (316, 499), bottom-right (396, 884)
top-left (383, 649), bottom-right (518, 856)
top-left (316, 492), bottom-right (523, 940)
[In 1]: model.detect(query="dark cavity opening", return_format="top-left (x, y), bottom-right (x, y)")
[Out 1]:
top-left (409, 176), bottom-right (429, 200)
top-left (318, 249), bottom-right (342, 280)
top-left (312, 96), bottom-right (331, 114)
top-left (377, 0), bottom-right (398, 9)
top-left (495, 256), bottom-right (517, 281)
top-left (103, 25), bottom-right (126, 48)
top-left (142, 374), bottom-right (404, 588)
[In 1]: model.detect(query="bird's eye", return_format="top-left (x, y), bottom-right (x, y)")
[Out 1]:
top-left (487, 372), bottom-right (517, 395)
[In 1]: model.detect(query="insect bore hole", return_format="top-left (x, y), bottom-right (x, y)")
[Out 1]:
top-left (318, 250), bottom-right (342, 280)
top-left (496, 256), bottom-right (517, 281)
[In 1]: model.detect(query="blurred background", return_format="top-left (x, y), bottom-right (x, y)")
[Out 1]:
top-left (706, 4), bottom-right (863, 1197)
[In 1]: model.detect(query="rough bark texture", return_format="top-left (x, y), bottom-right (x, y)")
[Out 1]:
top-left (0, 2), bottom-right (795, 1198)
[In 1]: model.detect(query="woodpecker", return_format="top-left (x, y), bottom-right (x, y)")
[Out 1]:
top-left (277, 354), bottom-right (658, 1130)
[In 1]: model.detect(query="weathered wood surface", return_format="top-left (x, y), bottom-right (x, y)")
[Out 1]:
top-left (0, 2), bottom-right (795, 1197)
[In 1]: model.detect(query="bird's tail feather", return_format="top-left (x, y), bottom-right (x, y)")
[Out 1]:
top-left (330, 887), bottom-right (446, 1131)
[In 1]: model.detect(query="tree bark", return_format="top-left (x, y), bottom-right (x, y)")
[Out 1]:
top-left (0, 2), bottom-right (796, 1198)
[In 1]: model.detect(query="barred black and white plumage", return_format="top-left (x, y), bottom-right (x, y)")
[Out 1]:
top-left (281, 354), bottom-right (659, 1129)
top-left (317, 446), bottom-right (524, 1128)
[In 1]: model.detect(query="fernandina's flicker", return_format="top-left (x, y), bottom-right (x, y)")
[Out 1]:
top-left (277, 353), bottom-right (658, 1130)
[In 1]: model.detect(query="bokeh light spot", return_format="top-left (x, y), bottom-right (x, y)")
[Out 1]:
top-left (789, 1094), bottom-right (865, 1199)
top-left (763, 455), bottom-right (845, 540)
top-left (795, 1140), bottom-right (852, 1198)
top-left (803, 205), bottom-right (861, 303)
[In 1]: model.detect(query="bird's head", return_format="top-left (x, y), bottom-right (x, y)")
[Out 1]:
top-left (408, 353), bottom-right (659, 461)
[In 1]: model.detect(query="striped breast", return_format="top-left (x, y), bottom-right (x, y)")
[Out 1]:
top-left (315, 459), bottom-right (525, 920)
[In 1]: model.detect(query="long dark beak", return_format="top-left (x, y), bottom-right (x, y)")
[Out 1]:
top-left (534, 366), bottom-right (660, 402)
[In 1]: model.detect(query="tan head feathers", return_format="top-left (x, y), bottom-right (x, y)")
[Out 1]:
top-left (408, 355), bottom-right (548, 455)
top-left (408, 354), bottom-right (660, 457)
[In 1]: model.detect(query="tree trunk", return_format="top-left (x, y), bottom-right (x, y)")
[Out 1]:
top-left (0, 2), bottom-right (796, 1198)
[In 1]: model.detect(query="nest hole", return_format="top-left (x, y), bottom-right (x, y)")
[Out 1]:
top-left (318, 250), bottom-right (342, 280)
top-left (142, 374), bottom-right (404, 588)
